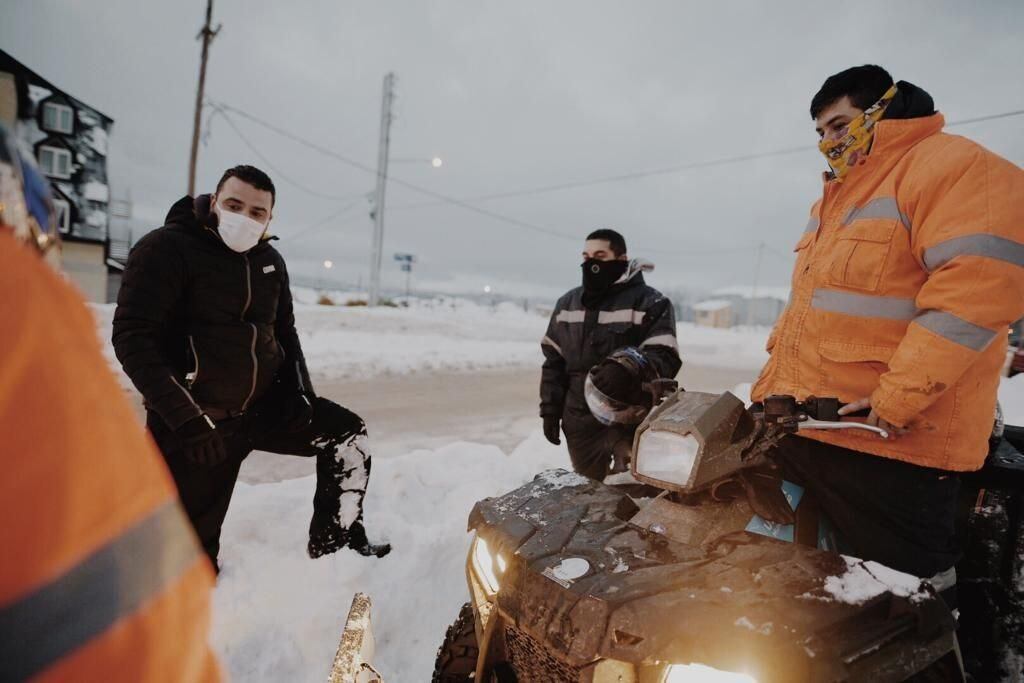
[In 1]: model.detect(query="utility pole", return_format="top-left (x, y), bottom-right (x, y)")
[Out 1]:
top-left (747, 242), bottom-right (764, 326)
top-left (368, 72), bottom-right (395, 307)
top-left (187, 0), bottom-right (221, 196)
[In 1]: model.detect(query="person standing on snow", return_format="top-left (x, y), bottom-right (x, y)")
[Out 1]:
top-left (113, 165), bottom-right (389, 569)
top-left (0, 120), bottom-right (221, 682)
top-left (540, 229), bottom-right (682, 480)
top-left (751, 65), bottom-right (1024, 590)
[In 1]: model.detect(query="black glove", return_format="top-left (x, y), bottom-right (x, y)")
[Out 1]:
top-left (177, 414), bottom-right (228, 466)
top-left (543, 415), bottom-right (561, 445)
top-left (282, 393), bottom-right (315, 433)
top-left (590, 361), bottom-right (642, 403)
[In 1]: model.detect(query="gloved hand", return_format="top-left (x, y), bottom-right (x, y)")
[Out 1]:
top-left (543, 415), bottom-right (561, 445)
top-left (590, 360), bottom-right (642, 403)
top-left (282, 393), bottom-right (315, 433)
top-left (177, 414), bottom-right (228, 466)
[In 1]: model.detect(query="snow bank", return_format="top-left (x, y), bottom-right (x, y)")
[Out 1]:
top-left (676, 323), bottom-right (769, 371)
top-left (90, 302), bottom-right (772, 384)
top-left (212, 432), bottom-right (564, 681)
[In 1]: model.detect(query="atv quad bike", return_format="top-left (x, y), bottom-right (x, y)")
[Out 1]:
top-left (433, 389), bottom-right (1024, 683)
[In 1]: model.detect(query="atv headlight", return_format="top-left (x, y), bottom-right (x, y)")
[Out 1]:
top-left (635, 429), bottom-right (701, 486)
top-left (471, 536), bottom-right (507, 594)
top-left (664, 663), bottom-right (757, 682)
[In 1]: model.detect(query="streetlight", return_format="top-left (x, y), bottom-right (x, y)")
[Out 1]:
top-left (391, 157), bottom-right (444, 168)
top-left (323, 259), bottom-right (333, 269)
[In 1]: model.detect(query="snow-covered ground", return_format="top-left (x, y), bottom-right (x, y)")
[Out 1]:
top-left (91, 296), bottom-right (771, 384)
top-left (90, 297), bottom-right (1024, 680)
top-left (212, 434), bottom-right (563, 681)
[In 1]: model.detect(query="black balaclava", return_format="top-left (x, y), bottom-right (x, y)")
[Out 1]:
top-left (582, 258), bottom-right (629, 294)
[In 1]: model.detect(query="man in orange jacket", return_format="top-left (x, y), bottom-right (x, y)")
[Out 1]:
top-left (751, 65), bottom-right (1024, 586)
top-left (0, 119), bottom-right (220, 681)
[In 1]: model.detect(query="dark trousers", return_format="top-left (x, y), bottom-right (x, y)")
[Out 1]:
top-left (774, 435), bottom-right (961, 580)
top-left (149, 397), bottom-right (369, 567)
top-left (562, 415), bottom-right (635, 481)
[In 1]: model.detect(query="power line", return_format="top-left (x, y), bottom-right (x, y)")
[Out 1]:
top-left (209, 104), bottom-right (367, 202)
top-left (393, 146), bottom-right (811, 210)
top-left (947, 109), bottom-right (1024, 127)
top-left (284, 199), bottom-right (366, 242)
top-left (207, 99), bottom-right (579, 242)
top-left (390, 108), bottom-right (1024, 210)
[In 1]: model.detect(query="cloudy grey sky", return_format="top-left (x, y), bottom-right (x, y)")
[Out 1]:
top-left (4, 0), bottom-right (1023, 300)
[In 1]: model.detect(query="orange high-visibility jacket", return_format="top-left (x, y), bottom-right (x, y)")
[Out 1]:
top-left (0, 231), bottom-right (221, 682)
top-left (752, 113), bottom-right (1024, 471)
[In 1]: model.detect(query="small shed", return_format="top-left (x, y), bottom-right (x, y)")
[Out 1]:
top-left (693, 299), bottom-right (734, 328)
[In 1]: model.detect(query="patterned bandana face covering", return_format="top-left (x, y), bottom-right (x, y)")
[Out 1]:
top-left (818, 84), bottom-right (899, 182)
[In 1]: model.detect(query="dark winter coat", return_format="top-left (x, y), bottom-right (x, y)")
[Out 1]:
top-left (112, 195), bottom-right (312, 431)
top-left (540, 262), bottom-right (681, 425)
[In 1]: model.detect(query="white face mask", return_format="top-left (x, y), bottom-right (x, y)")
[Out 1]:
top-left (216, 208), bottom-right (267, 253)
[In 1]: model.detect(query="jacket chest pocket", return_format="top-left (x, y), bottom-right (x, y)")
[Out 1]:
top-left (591, 321), bottom-right (635, 355)
top-left (247, 267), bottom-right (283, 321)
top-left (825, 220), bottom-right (898, 293)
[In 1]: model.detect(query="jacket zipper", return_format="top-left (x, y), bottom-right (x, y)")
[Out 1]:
top-left (240, 255), bottom-right (259, 412)
top-left (186, 335), bottom-right (201, 387)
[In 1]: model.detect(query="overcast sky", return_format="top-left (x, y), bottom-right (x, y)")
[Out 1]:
top-left (4, 0), bottom-right (1023, 300)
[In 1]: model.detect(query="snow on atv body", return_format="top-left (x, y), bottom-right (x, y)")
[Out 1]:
top-left (439, 390), bottom-right (962, 682)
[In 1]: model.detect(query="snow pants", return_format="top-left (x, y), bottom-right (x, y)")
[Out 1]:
top-left (773, 435), bottom-right (961, 582)
top-left (148, 397), bottom-right (371, 569)
top-left (562, 414), bottom-right (635, 481)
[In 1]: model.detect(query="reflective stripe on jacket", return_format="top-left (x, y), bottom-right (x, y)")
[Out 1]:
top-left (0, 231), bottom-right (220, 681)
top-left (540, 268), bottom-right (681, 422)
top-left (752, 113), bottom-right (1024, 471)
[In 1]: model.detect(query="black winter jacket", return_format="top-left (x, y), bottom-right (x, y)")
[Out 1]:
top-left (540, 262), bottom-right (681, 423)
top-left (112, 195), bottom-right (312, 431)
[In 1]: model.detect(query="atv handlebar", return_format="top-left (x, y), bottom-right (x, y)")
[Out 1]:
top-left (756, 395), bottom-right (889, 440)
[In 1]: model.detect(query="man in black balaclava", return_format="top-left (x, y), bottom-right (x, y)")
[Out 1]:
top-left (539, 229), bottom-right (682, 480)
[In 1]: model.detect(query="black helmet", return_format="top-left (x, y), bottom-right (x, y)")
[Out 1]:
top-left (584, 347), bottom-right (659, 426)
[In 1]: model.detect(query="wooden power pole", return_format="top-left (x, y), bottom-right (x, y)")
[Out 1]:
top-left (187, 0), bottom-right (221, 197)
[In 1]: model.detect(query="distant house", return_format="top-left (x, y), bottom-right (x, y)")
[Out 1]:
top-left (0, 49), bottom-right (116, 302)
top-left (708, 285), bottom-right (790, 327)
top-left (693, 299), bottom-right (734, 328)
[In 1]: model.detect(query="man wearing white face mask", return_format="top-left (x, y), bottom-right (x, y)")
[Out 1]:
top-left (113, 165), bottom-right (390, 569)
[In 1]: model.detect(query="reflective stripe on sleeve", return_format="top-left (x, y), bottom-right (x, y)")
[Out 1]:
top-left (804, 216), bottom-right (819, 233)
top-left (922, 234), bottom-right (1024, 272)
top-left (541, 335), bottom-right (564, 356)
top-left (810, 289), bottom-right (918, 320)
top-left (0, 501), bottom-right (203, 681)
top-left (914, 310), bottom-right (998, 351)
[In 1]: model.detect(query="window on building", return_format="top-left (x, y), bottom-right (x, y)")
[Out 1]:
top-left (52, 198), bottom-right (71, 234)
top-left (38, 145), bottom-right (72, 179)
top-left (42, 102), bottom-right (74, 134)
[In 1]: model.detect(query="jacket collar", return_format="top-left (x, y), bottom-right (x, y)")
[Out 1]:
top-left (870, 112), bottom-right (945, 161)
top-left (821, 113), bottom-right (944, 185)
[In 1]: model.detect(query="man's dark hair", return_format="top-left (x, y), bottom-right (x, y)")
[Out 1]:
top-left (810, 65), bottom-right (894, 120)
top-left (216, 165), bottom-right (276, 205)
top-left (586, 228), bottom-right (627, 257)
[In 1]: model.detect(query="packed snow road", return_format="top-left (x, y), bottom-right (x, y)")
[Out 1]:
top-left (240, 362), bottom-right (757, 484)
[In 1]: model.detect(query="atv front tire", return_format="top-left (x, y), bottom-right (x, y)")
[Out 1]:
top-left (433, 602), bottom-right (479, 682)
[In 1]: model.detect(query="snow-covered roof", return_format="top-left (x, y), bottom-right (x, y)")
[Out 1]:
top-left (712, 285), bottom-right (790, 302)
top-left (693, 299), bottom-right (732, 312)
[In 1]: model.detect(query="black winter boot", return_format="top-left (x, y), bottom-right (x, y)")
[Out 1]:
top-left (345, 522), bottom-right (391, 558)
top-left (307, 522), bottom-right (391, 559)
